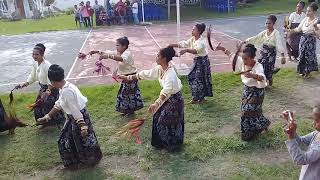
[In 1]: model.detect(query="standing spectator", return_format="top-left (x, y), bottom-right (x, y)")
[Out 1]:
top-left (115, 0), bottom-right (126, 24)
top-left (125, 1), bottom-right (131, 23)
top-left (105, 0), bottom-right (111, 13)
top-left (93, 0), bottom-right (102, 26)
top-left (79, 2), bottom-right (84, 26)
top-left (86, 1), bottom-right (94, 27)
top-left (125, 0), bottom-right (130, 6)
top-left (80, 1), bottom-right (90, 27)
top-left (132, 0), bottom-right (139, 24)
top-left (74, 5), bottom-right (82, 27)
top-left (281, 107), bottom-right (320, 180)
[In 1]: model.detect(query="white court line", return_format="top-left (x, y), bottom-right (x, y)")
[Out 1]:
top-left (0, 74), bottom-right (112, 87)
top-left (213, 62), bottom-right (231, 66)
top-left (67, 74), bottom-right (112, 80)
top-left (145, 26), bottom-right (182, 67)
top-left (66, 28), bottom-right (93, 79)
top-left (0, 27), bottom-right (233, 88)
top-left (211, 28), bottom-right (242, 42)
top-left (0, 62), bottom-right (231, 88)
top-left (0, 29), bottom-right (92, 89)
top-left (145, 26), bottom-right (234, 67)
top-left (0, 82), bottom-right (23, 87)
top-left (145, 26), bottom-right (162, 49)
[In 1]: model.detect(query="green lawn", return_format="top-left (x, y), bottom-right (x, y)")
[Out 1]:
top-left (0, 69), bottom-right (317, 179)
top-left (1, 0), bottom-right (299, 35)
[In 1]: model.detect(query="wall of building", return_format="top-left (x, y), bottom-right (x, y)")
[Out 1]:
top-left (52, 0), bottom-right (105, 10)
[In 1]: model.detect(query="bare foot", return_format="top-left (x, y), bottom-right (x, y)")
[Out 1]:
top-left (198, 99), bottom-right (208, 104)
top-left (304, 73), bottom-right (311, 79)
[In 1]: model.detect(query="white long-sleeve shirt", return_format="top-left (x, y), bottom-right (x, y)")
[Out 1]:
top-left (137, 64), bottom-right (182, 99)
top-left (27, 60), bottom-right (51, 85)
top-left (108, 49), bottom-right (137, 75)
top-left (230, 53), bottom-right (267, 88)
top-left (246, 29), bottom-right (285, 54)
top-left (55, 81), bottom-right (88, 120)
top-left (286, 131), bottom-right (320, 180)
top-left (179, 36), bottom-right (208, 57)
top-left (289, 12), bottom-right (306, 24)
top-left (295, 17), bottom-right (319, 34)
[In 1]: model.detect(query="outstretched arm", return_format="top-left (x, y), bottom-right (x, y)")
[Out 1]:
top-left (100, 53), bottom-right (124, 62)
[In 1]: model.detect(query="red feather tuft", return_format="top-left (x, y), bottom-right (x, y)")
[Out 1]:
top-left (116, 118), bottom-right (146, 144)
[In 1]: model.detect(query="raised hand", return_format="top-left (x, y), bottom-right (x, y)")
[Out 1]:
top-left (236, 41), bottom-right (244, 51)
top-left (36, 115), bottom-right (50, 126)
top-left (242, 71), bottom-right (255, 79)
top-left (80, 126), bottom-right (89, 137)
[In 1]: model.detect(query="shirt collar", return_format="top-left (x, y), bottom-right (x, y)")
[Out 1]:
top-left (62, 81), bottom-right (70, 89)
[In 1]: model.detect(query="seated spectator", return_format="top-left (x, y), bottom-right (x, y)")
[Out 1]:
top-left (281, 105), bottom-right (320, 180)
top-left (97, 7), bottom-right (105, 26)
top-left (98, 7), bottom-right (113, 26)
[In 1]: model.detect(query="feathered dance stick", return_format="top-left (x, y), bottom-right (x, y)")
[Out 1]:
top-left (284, 16), bottom-right (291, 29)
top-left (115, 118), bottom-right (147, 144)
top-left (27, 91), bottom-right (49, 111)
top-left (0, 89), bottom-right (28, 133)
top-left (284, 16), bottom-right (295, 54)
top-left (232, 42), bottom-right (243, 72)
top-left (207, 25), bottom-right (221, 51)
top-left (94, 60), bottom-right (110, 75)
top-left (93, 60), bottom-right (120, 82)
top-left (116, 96), bottom-right (167, 144)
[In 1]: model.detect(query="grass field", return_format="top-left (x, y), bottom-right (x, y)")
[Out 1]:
top-left (0, 0), bottom-right (299, 35)
top-left (0, 68), bottom-right (317, 179)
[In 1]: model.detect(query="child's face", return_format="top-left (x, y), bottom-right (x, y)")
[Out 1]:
top-left (116, 42), bottom-right (126, 53)
top-left (32, 49), bottom-right (43, 62)
top-left (192, 26), bottom-right (199, 37)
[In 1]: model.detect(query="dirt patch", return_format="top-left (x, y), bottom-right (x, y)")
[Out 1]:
top-left (216, 124), bottom-right (239, 137)
top-left (251, 150), bottom-right (291, 165)
top-left (293, 75), bottom-right (320, 108)
top-left (14, 155), bottom-right (150, 180)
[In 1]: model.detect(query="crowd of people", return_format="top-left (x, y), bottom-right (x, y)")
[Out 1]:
top-left (74, 0), bottom-right (140, 27)
top-left (0, 0), bottom-right (320, 178)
